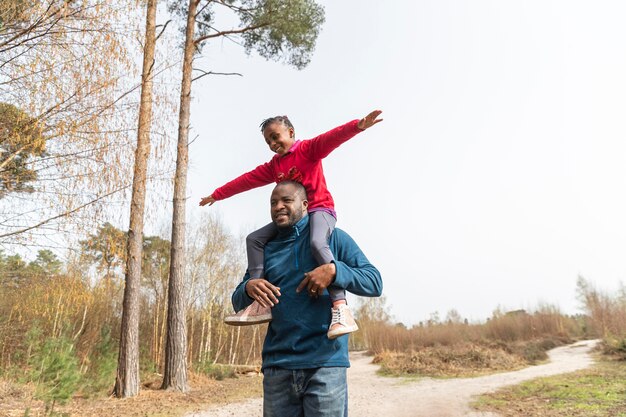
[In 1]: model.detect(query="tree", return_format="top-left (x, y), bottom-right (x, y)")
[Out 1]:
top-left (0, 1), bottom-right (144, 244)
top-left (80, 222), bottom-right (127, 280)
top-left (0, 102), bottom-right (45, 198)
top-left (161, 0), bottom-right (325, 392)
top-left (29, 249), bottom-right (62, 275)
top-left (114, 0), bottom-right (159, 399)
top-left (142, 235), bottom-right (171, 368)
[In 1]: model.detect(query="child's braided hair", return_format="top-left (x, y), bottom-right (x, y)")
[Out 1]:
top-left (260, 115), bottom-right (294, 132)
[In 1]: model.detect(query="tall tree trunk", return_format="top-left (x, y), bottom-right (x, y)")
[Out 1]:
top-left (161, 0), bottom-right (197, 392)
top-left (114, 0), bottom-right (157, 398)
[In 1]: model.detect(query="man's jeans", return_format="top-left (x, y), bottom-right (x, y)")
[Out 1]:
top-left (263, 367), bottom-right (348, 417)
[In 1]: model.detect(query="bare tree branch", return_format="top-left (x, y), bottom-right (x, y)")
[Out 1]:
top-left (194, 22), bottom-right (270, 45)
top-left (191, 68), bottom-right (242, 82)
top-left (0, 184), bottom-right (131, 240)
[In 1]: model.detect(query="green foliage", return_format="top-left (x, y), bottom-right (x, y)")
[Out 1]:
top-left (29, 250), bottom-right (62, 275)
top-left (0, 102), bottom-right (46, 198)
top-left (81, 326), bottom-right (118, 397)
top-left (0, 249), bottom-right (63, 288)
top-left (238, 0), bottom-right (325, 69)
top-left (142, 235), bottom-right (170, 287)
top-left (80, 222), bottom-right (127, 277)
top-left (167, 0), bottom-right (325, 69)
top-left (0, 250), bottom-right (27, 287)
top-left (474, 359), bottom-right (626, 416)
top-left (27, 336), bottom-right (81, 412)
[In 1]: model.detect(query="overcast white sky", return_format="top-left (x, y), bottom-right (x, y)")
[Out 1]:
top-left (183, 0), bottom-right (626, 325)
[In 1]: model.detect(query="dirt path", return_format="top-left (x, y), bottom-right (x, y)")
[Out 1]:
top-left (186, 339), bottom-right (598, 417)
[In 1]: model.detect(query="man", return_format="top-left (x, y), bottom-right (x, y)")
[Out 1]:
top-left (231, 180), bottom-right (383, 417)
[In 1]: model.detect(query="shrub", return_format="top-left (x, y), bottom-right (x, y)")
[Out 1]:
top-left (27, 336), bottom-right (81, 414)
top-left (193, 362), bottom-right (237, 380)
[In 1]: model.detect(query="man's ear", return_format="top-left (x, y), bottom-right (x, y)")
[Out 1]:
top-left (302, 199), bottom-right (309, 210)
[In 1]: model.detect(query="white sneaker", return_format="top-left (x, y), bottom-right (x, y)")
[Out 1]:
top-left (327, 304), bottom-right (359, 339)
top-left (224, 301), bottom-right (272, 326)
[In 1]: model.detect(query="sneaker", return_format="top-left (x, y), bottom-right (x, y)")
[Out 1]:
top-left (327, 304), bottom-right (359, 339)
top-left (224, 301), bottom-right (272, 326)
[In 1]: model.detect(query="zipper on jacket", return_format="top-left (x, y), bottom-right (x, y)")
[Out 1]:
top-left (294, 226), bottom-right (300, 269)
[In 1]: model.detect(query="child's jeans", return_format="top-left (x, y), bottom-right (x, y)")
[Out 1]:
top-left (246, 211), bottom-right (346, 302)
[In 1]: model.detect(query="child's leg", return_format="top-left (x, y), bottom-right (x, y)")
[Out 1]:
top-left (309, 211), bottom-right (346, 302)
top-left (309, 210), bottom-right (336, 264)
top-left (226, 222), bottom-right (278, 326)
top-left (246, 222), bottom-right (278, 279)
top-left (309, 211), bottom-right (358, 339)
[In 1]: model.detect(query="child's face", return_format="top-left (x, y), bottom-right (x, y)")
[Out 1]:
top-left (263, 122), bottom-right (295, 156)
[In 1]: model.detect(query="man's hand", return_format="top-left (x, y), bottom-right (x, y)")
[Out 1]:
top-left (296, 263), bottom-right (337, 298)
top-left (245, 278), bottom-right (281, 308)
top-left (199, 195), bottom-right (216, 206)
top-left (357, 109), bottom-right (383, 130)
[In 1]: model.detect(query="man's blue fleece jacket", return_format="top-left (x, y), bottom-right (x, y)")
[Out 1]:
top-left (231, 215), bottom-right (383, 371)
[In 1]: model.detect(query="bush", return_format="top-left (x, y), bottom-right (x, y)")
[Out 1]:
top-left (193, 362), bottom-right (236, 380)
top-left (81, 326), bottom-right (118, 397)
top-left (27, 336), bottom-right (81, 414)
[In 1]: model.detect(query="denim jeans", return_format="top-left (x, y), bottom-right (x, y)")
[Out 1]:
top-left (263, 367), bottom-right (348, 417)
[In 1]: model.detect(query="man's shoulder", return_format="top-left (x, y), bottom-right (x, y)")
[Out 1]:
top-left (330, 227), bottom-right (354, 244)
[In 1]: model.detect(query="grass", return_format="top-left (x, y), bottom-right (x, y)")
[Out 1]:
top-left (472, 355), bottom-right (626, 417)
top-left (371, 338), bottom-right (569, 378)
top-left (0, 371), bottom-right (263, 417)
top-left (374, 343), bottom-right (529, 378)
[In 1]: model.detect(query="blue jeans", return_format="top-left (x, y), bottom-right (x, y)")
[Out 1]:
top-left (263, 367), bottom-right (348, 417)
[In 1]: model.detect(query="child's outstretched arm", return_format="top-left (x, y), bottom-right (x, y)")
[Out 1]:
top-left (302, 109), bottom-right (383, 160)
top-left (199, 195), bottom-right (216, 206)
top-left (357, 109), bottom-right (383, 130)
top-left (198, 162), bottom-right (274, 207)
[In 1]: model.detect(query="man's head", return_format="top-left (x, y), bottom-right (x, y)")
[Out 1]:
top-left (270, 181), bottom-right (308, 229)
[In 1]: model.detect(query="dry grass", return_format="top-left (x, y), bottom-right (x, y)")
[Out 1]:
top-left (355, 304), bottom-right (584, 378)
top-left (356, 306), bottom-right (583, 357)
top-left (373, 343), bottom-right (528, 377)
top-left (0, 371), bottom-right (263, 417)
top-left (577, 277), bottom-right (626, 358)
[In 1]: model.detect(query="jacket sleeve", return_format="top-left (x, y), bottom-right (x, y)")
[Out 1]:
top-left (330, 229), bottom-right (383, 297)
top-left (211, 162), bottom-right (274, 201)
top-left (299, 120), bottom-right (363, 161)
top-left (231, 271), bottom-right (254, 313)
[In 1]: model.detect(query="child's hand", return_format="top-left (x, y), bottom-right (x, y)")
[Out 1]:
top-left (358, 110), bottom-right (383, 130)
top-left (199, 195), bottom-right (216, 206)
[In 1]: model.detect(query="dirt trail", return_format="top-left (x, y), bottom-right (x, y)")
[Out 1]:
top-left (186, 339), bottom-right (598, 417)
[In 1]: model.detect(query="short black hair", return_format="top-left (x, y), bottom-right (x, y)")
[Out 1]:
top-left (260, 115), bottom-right (294, 132)
top-left (276, 180), bottom-right (307, 201)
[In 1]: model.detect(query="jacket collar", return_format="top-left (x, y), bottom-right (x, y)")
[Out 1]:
top-left (281, 140), bottom-right (301, 156)
top-left (276, 214), bottom-right (309, 239)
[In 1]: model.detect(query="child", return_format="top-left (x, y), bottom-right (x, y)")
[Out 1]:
top-left (199, 110), bottom-right (383, 339)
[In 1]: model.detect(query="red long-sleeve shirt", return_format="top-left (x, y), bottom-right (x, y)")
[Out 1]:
top-left (211, 119), bottom-right (362, 212)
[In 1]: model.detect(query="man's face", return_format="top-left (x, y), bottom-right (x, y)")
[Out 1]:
top-left (270, 183), bottom-right (308, 229)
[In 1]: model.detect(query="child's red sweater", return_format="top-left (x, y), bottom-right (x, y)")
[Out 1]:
top-left (211, 120), bottom-right (362, 213)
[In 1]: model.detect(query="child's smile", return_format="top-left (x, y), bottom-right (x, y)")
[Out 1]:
top-left (263, 122), bottom-right (295, 156)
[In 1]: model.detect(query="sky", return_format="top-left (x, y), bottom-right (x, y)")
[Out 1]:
top-left (182, 0), bottom-right (626, 325)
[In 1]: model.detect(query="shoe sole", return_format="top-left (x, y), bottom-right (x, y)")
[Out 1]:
top-left (327, 324), bottom-right (359, 340)
top-left (224, 314), bottom-right (272, 326)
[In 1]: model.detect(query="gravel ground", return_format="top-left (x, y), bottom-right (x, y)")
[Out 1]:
top-left (185, 339), bottom-right (598, 417)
